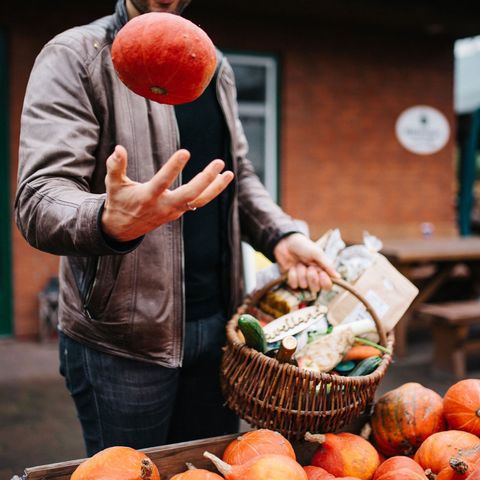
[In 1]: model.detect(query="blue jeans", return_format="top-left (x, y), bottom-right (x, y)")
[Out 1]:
top-left (59, 312), bottom-right (239, 456)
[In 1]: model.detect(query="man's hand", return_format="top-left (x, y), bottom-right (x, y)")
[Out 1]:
top-left (101, 145), bottom-right (234, 242)
top-left (273, 233), bottom-right (339, 293)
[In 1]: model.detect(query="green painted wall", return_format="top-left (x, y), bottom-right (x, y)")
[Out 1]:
top-left (0, 29), bottom-right (13, 336)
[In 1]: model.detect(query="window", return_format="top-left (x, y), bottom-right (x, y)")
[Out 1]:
top-left (226, 53), bottom-right (279, 201)
top-left (225, 53), bottom-right (280, 291)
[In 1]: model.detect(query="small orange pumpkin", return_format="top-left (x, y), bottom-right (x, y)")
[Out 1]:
top-left (465, 468), bottom-right (480, 480)
top-left (305, 432), bottom-right (380, 480)
top-left (371, 382), bottom-right (445, 457)
top-left (70, 446), bottom-right (160, 480)
top-left (304, 466), bottom-right (335, 480)
top-left (112, 12), bottom-right (217, 105)
top-left (372, 456), bottom-right (428, 480)
top-left (444, 379), bottom-right (480, 436)
top-left (436, 463), bottom-right (480, 480)
top-left (414, 430), bottom-right (480, 480)
top-left (171, 468), bottom-right (223, 480)
top-left (304, 466), bottom-right (361, 480)
top-left (222, 429), bottom-right (296, 465)
top-left (204, 451), bottom-right (307, 480)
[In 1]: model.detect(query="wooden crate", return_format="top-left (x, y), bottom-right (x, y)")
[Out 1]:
top-left (23, 433), bottom-right (321, 480)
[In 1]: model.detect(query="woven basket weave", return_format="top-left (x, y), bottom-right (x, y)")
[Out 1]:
top-left (220, 276), bottom-right (395, 440)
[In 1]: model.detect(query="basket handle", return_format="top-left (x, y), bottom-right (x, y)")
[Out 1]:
top-left (246, 274), bottom-right (388, 347)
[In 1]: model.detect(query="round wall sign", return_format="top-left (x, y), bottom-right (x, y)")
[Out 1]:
top-left (395, 105), bottom-right (450, 155)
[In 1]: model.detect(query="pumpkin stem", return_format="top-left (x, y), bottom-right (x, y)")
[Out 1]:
top-left (150, 86), bottom-right (167, 95)
top-left (425, 468), bottom-right (437, 480)
top-left (186, 462), bottom-right (197, 470)
top-left (140, 458), bottom-right (154, 480)
top-left (360, 422), bottom-right (372, 440)
top-left (304, 432), bottom-right (326, 444)
top-left (449, 457), bottom-right (469, 474)
top-left (203, 451), bottom-right (232, 476)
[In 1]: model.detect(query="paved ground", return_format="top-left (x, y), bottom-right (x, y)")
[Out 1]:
top-left (0, 332), bottom-right (479, 479)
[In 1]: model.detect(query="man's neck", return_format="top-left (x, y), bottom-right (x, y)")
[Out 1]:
top-left (125, 0), bottom-right (141, 19)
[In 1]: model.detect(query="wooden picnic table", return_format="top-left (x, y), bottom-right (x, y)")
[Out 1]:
top-left (380, 235), bottom-right (480, 357)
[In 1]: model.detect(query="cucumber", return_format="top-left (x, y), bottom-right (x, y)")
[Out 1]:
top-left (347, 356), bottom-right (382, 377)
top-left (334, 360), bottom-right (356, 374)
top-left (237, 314), bottom-right (267, 353)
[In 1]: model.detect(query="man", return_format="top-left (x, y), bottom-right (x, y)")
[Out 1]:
top-left (15, 0), bottom-right (337, 456)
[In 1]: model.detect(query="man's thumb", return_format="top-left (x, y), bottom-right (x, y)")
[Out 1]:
top-left (106, 145), bottom-right (128, 182)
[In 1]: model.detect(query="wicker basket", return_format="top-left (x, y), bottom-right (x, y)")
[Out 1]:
top-left (220, 276), bottom-right (395, 440)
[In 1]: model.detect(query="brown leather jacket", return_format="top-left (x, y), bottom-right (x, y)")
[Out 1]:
top-left (15, 1), bottom-right (298, 367)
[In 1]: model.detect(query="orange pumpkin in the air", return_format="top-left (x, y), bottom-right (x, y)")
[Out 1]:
top-left (112, 12), bottom-right (217, 105)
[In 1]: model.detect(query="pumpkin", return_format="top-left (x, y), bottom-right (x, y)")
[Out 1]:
top-left (370, 382), bottom-right (445, 457)
top-left (171, 468), bottom-right (223, 480)
top-left (414, 430), bottom-right (480, 480)
top-left (465, 469), bottom-right (480, 480)
top-left (372, 456), bottom-right (428, 480)
top-left (305, 432), bottom-right (381, 480)
top-left (304, 466), bottom-right (335, 480)
top-left (112, 12), bottom-right (217, 105)
top-left (204, 451), bottom-right (307, 480)
top-left (70, 446), bottom-right (160, 480)
top-left (436, 463), bottom-right (480, 480)
top-left (444, 379), bottom-right (480, 436)
top-left (222, 429), bottom-right (296, 465)
top-left (304, 466), bottom-right (360, 480)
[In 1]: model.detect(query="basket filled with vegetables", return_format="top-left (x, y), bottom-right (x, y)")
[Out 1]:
top-left (220, 274), bottom-right (395, 440)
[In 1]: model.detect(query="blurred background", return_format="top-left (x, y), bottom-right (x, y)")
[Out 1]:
top-left (1, 1), bottom-right (480, 478)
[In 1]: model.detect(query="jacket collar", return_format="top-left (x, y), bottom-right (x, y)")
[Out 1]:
top-left (112, 0), bottom-right (129, 36)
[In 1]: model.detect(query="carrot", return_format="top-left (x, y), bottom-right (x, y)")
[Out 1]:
top-left (342, 345), bottom-right (383, 361)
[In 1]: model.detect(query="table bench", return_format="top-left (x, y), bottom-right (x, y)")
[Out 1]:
top-left (381, 236), bottom-right (480, 357)
top-left (417, 300), bottom-right (480, 378)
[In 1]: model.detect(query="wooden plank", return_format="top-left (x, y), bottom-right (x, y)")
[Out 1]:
top-left (381, 237), bottom-right (480, 263)
top-left (24, 434), bottom-right (239, 480)
top-left (22, 433), bottom-right (321, 480)
top-left (417, 300), bottom-right (480, 325)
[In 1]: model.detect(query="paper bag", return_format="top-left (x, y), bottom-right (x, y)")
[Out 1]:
top-left (327, 253), bottom-right (418, 332)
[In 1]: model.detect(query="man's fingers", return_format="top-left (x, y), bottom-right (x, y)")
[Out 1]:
top-left (148, 149), bottom-right (191, 197)
top-left (172, 159), bottom-right (233, 208)
top-left (185, 171), bottom-right (234, 209)
top-left (295, 264), bottom-right (308, 290)
top-left (287, 268), bottom-right (299, 290)
top-left (319, 271), bottom-right (333, 290)
top-left (180, 159), bottom-right (228, 199)
top-left (106, 145), bottom-right (128, 185)
top-left (306, 265), bottom-right (322, 294)
top-left (312, 250), bottom-right (340, 279)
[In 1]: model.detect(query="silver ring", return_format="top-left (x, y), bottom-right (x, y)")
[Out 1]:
top-left (186, 202), bottom-right (197, 211)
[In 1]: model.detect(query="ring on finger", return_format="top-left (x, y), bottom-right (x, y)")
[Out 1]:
top-left (186, 202), bottom-right (197, 211)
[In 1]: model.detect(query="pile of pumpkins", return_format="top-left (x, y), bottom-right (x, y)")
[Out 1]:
top-left (70, 378), bottom-right (480, 480)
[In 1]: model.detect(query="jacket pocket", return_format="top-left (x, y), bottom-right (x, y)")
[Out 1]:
top-left (83, 254), bottom-right (125, 322)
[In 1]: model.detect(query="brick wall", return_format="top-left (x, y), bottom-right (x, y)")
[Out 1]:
top-left (193, 11), bottom-right (457, 243)
top-left (9, 5), bottom-right (457, 337)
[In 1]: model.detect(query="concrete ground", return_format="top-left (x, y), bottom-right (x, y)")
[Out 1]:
top-left (0, 331), bottom-right (479, 479)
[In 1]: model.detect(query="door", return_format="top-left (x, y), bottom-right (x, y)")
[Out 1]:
top-left (0, 29), bottom-right (13, 336)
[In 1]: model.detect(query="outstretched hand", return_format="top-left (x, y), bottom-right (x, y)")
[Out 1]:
top-left (101, 145), bottom-right (234, 242)
top-left (273, 233), bottom-right (339, 293)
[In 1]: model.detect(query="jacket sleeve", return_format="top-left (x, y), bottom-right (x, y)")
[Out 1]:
top-left (15, 39), bottom-right (139, 256)
top-left (219, 57), bottom-right (302, 260)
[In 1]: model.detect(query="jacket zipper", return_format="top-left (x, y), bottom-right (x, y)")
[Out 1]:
top-left (215, 56), bottom-right (241, 311)
top-left (172, 106), bottom-right (185, 366)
